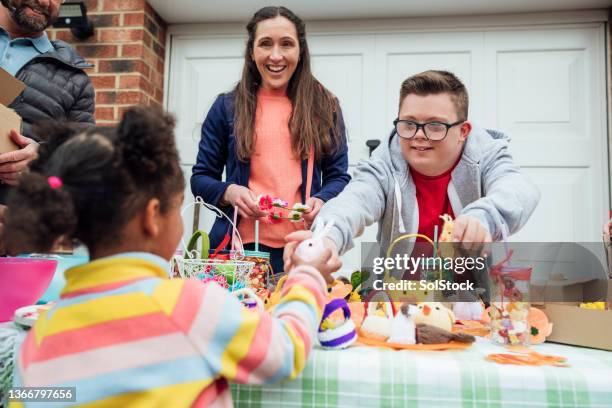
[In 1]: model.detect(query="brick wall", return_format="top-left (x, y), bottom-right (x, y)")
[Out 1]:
top-left (47, 0), bottom-right (167, 125)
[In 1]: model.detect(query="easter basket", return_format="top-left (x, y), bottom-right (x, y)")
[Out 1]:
top-left (170, 198), bottom-right (254, 292)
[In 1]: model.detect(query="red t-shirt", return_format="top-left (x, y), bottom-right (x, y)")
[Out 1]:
top-left (410, 165), bottom-right (456, 245)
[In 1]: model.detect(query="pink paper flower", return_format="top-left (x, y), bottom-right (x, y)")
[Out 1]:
top-left (258, 194), bottom-right (273, 211)
top-left (267, 211), bottom-right (283, 225)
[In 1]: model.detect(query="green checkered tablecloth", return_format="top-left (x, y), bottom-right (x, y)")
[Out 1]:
top-left (231, 338), bottom-right (612, 408)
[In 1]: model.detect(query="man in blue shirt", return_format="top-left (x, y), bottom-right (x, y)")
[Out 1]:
top-left (0, 0), bottom-right (59, 189)
top-left (0, 0), bottom-right (94, 251)
top-left (0, 0), bottom-right (63, 188)
top-left (0, 0), bottom-right (54, 75)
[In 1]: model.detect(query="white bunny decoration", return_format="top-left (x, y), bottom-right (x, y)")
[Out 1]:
top-left (294, 221), bottom-right (334, 262)
top-left (388, 303), bottom-right (417, 345)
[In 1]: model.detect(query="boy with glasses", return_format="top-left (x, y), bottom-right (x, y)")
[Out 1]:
top-left (287, 70), bottom-right (540, 270)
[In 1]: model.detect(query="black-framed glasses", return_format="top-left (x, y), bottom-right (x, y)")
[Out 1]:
top-left (393, 119), bottom-right (465, 141)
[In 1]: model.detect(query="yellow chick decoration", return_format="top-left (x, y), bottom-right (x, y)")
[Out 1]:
top-left (411, 302), bottom-right (456, 332)
top-left (438, 214), bottom-right (454, 259)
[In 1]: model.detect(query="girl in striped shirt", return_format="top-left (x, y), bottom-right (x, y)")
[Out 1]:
top-left (4, 107), bottom-right (337, 407)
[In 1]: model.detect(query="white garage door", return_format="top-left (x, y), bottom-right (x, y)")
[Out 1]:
top-left (166, 17), bottom-right (609, 271)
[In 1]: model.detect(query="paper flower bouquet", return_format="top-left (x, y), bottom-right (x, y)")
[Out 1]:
top-left (257, 194), bottom-right (310, 224)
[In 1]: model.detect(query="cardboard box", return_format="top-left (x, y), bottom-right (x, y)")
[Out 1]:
top-left (537, 279), bottom-right (612, 351)
top-left (530, 280), bottom-right (584, 305)
top-left (0, 67), bottom-right (25, 153)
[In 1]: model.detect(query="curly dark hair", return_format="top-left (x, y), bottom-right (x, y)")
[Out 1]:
top-left (5, 106), bottom-right (184, 255)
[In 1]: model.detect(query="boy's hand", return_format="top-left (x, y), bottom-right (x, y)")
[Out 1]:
top-left (452, 215), bottom-right (492, 250)
top-left (284, 230), bottom-right (341, 283)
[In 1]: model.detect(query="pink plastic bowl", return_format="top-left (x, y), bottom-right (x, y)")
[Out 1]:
top-left (0, 258), bottom-right (58, 322)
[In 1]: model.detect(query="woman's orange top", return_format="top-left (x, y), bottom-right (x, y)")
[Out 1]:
top-left (238, 88), bottom-right (311, 248)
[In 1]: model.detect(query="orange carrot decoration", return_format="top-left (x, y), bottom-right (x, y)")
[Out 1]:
top-left (486, 350), bottom-right (568, 367)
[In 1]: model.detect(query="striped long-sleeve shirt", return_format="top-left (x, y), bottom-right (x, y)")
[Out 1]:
top-left (11, 255), bottom-right (327, 407)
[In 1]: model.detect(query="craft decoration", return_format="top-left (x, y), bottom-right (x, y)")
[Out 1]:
top-left (453, 301), bottom-right (485, 321)
top-left (318, 298), bottom-right (357, 349)
top-left (438, 214), bottom-right (454, 259)
top-left (579, 302), bottom-right (606, 310)
top-left (489, 248), bottom-right (532, 346)
top-left (360, 291), bottom-right (395, 341)
top-left (482, 306), bottom-right (552, 344)
top-left (233, 288), bottom-right (264, 312)
top-left (356, 300), bottom-right (476, 350)
top-left (452, 320), bottom-right (490, 337)
top-left (486, 349), bottom-right (568, 367)
top-left (527, 307), bottom-right (553, 344)
top-left (416, 323), bottom-right (475, 344)
top-left (328, 279), bottom-right (353, 300)
top-left (264, 275), bottom-right (287, 310)
top-left (388, 303), bottom-right (416, 345)
top-left (449, 288), bottom-right (486, 321)
top-left (411, 302), bottom-right (456, 332)
top-left (294, 221), bottom-right (333, 263)
top-left (356, 332), bottom-right (472, 350)
top-left (325, 278), bottom-right (366, 328)
top-left (257, 194), bottom-right (311, 224)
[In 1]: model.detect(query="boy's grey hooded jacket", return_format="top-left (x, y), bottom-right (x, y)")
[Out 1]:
top-left (317, 127), bottom-right (540, 255)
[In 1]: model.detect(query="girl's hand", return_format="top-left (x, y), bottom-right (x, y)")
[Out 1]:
top-left (221, 184), bottom-right (268, 219)
top-left (301, 197), bottom-right (324, 228)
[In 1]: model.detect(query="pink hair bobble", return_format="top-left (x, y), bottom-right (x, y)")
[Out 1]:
top-left (47, 176), bottom-right (63, 189)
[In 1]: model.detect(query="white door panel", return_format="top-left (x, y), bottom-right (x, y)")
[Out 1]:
top-left (168, 37), bottom-right (244, 166)
top-left (485, 27), bottom-right (607, 241)
top-left (308, 35), bottom-right (377, 165)
top-left (511, 167), bottom-right (594, 243)
top-left (375, 32), bottom-right (485, 132)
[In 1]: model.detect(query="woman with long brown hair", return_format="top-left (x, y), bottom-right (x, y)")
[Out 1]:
top-left (191, 6), bottom-right (350, 273)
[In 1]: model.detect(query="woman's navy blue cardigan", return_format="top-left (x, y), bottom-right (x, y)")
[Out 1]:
top-left (190, 92), bottom-right (351, 249)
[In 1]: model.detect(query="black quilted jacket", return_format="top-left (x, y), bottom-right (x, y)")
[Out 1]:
top-left (9, 39), bottom-right (95, 140)
top-left (0, 40), bottom-right (95, 204)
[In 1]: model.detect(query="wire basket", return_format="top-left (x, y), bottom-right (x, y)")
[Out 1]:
top-left (171, 197), bottom-right (255, 292)
top-left (171, 257), bottom-right (253, 292)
